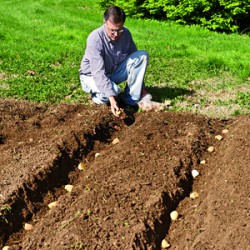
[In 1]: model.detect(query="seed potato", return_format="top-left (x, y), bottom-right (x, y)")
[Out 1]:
top-left (192, 169), bottom-right (199, 178)
top-left (65, 185), bottom-right (73, 193)
top-left (161, 239), bottom-right (171, 249)
top-left (116, 110), bottom-right (121, 115)
top-left (48, 201), bottom-right (58, 209)
top-left (215, 135), bottom-right (223, 141)
top-left (95, 153), bottom-right (100, 158)
top-left (200, 160), bottom-right (206, 165)
top-left (112, 138), bottom-right (120, 144)
top-left (78, 162), bottom-right (85, 170)
top-left (207, 146), bottom-right (215, 152)
top-left (24, 223), bottom-right (33, 231)
top-left (170, 210), bottom-right (179, 221)
top-left (190, 191), bottom-right (199, 199)
top-left (2, 246), bottom-right (13, 250)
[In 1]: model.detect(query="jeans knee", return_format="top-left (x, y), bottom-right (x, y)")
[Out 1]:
top-left (131, 50), bottom-right (149, 60)
top-left (141, 50), bottom-right (149, 57)
top-left (91, 92), bottom-right (109, 105)
top-left (138, 50), bottom-right (149, 61)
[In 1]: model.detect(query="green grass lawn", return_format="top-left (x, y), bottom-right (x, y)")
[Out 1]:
top-left (0, 0), bottom-right (249, 118)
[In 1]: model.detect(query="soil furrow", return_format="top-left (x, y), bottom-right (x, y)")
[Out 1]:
top-left (3, 99), bottom-right (246, 250)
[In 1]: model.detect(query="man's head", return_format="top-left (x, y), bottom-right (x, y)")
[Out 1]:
top-left (104, 6), bottom-right (126, 41)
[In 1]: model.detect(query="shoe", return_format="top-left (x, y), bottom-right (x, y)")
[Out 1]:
top-left (138, 99), bottom-right (170, 112)
top-left (140, 93), bottom-right (152, 102)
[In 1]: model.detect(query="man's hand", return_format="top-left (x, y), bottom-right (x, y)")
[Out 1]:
top-left (109, 96), bottom-right (120, 117)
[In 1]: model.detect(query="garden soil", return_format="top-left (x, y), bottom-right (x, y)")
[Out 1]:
top-left (0, 99), bottom-right (249, 250)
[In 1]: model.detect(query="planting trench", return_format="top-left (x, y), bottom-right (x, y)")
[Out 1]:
top-left (0, 100), bottom-right (235, 249)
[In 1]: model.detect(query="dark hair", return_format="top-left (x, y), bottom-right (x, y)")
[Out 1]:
top-left (104, 5), bottom-right (126, 24)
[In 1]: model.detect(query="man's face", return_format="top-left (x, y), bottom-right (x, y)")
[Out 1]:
top-left (104, 19), bottom-right (124, 41)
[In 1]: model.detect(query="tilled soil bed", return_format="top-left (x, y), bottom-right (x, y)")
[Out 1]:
top-left (0, 99), bottom-right (249, 250)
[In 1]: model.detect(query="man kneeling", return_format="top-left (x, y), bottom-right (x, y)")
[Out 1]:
top-left (79, 5), bottom-right (152, 116)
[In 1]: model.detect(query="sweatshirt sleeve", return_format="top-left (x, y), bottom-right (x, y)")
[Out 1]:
top-left (87, 34), bottom-right (116, 98)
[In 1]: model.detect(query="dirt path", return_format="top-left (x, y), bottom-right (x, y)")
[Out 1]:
top-left (0, 99), bottom-right (249, 249)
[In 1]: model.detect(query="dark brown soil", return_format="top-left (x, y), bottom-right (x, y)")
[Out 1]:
top-left (0, 99), bottom-right (249, 250)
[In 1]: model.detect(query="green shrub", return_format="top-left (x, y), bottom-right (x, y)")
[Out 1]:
top-left (99, 0), bottom-right (250, 33)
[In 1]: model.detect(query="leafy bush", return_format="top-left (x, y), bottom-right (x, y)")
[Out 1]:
top-left (99, 0), bottom-right (250, 33)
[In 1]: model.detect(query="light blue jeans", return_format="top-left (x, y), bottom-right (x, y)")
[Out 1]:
top-left (80, 50), bottom-right (148, 106)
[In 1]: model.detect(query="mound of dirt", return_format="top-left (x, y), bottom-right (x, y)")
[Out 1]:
top-left (0, 99), bottom-right (249, 249)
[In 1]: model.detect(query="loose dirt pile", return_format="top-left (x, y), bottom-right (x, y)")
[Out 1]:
top-left (0, 99), bottom-right (249, 249)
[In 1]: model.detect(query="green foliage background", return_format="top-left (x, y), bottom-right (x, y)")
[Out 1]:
top-left (99, 0), bottom-right (250, 33)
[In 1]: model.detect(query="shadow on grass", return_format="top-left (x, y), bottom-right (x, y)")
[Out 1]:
top-left (147, 86), bottom-right (195, 102)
